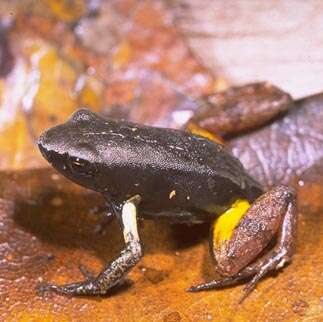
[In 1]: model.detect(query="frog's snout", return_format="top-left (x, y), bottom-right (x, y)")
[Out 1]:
top-left (38, 139), bottom-right (50, 162)
top-left (37, 133), bottom-right (45, 149)
top-left (38, 131), bottom-right (54, 162)
top-left (38, 123), bottom-right (66, 161)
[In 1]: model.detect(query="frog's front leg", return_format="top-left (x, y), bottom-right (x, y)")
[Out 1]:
top-left (38, 195), bottom-right (143, 296)
top-left (188, 186), bottom-right (297, 301)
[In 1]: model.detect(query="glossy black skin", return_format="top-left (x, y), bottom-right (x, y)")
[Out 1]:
top-left (38, 109), bottom-right (263, 223)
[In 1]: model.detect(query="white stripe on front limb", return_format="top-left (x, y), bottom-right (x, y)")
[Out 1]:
top-left (122, 200), bottom-right (140, 243)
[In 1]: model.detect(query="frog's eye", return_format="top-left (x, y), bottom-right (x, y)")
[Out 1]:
top-left (67, 157), bottom-right (97, 177)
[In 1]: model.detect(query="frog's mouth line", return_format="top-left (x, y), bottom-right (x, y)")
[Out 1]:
top-left (38, 141), bottom-right (63, 168)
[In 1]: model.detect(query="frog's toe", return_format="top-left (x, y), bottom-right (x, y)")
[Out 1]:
top-left (187, 275), bottom-right (245, 292)
top-left (36, 282), bottom-right (68, 295)
top-left (36, 280), bottom-right (99, 296)
top-left (239, 250), bottom-right (292, 303)
top-left (36, 282), bottom-right (53, 294)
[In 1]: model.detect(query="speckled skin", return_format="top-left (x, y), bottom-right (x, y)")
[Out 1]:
top-left (38, 109), bottom-right (263, 223)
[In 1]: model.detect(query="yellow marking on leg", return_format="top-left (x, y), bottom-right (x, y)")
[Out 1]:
top-left (213, 199), bottom-right (250, 247)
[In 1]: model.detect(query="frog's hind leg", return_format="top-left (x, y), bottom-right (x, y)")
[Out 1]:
top-left (188, 186), bottom-right (297, 301)
top-left (38, 195), bottom-right (143, 296)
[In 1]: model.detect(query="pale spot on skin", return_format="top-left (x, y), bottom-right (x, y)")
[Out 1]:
top-left (169, 190), bottom-right (176, 199)
top-left (169, 145), bottom-right (184, 151)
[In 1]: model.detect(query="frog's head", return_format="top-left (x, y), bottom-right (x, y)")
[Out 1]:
top-left (38, 109), bottom-right (105, 191)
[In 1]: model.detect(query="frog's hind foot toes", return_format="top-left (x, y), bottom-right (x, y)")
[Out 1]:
top-left (187, 275), bottom-right (246, 292)
top-left (188, 248), bottom-right (293, 302)
top-left (239, 250), bottom-right (292, 303)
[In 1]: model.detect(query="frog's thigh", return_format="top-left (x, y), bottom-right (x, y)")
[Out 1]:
top-left (189, 186), bottom-right (297, 300)
top-left (213, 185), bottom-right (297, 276)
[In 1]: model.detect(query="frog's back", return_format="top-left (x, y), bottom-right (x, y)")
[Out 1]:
top-left (41, 109), bottom-right (263, 222)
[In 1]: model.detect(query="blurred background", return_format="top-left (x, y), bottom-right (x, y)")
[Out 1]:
top-left (0, 0), bottom-right (322, 170)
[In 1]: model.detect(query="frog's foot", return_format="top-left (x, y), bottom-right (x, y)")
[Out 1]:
top-left (188, 186), bottom-right (297, 302)
top-left (188, 247), bottom-right (291, 302)
top-left (38, 195), bottom-right (143, 296)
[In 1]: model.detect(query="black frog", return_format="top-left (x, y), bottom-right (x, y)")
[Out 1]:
top-left (37, 108), bottom-right (297, 301)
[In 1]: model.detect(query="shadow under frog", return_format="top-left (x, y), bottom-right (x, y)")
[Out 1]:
top-left (11, 169), bottom-right (204, 286)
